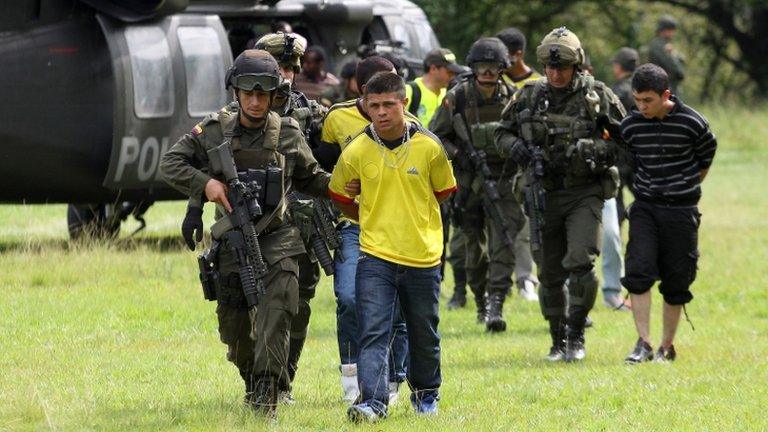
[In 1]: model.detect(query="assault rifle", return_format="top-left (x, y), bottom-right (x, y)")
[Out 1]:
top-left (517, 108), bottom-right (546, 252)
top-left (453, 113), bottom-right (517, 249)
top-left (207, 143), bottom-right (269, 308)
top-left (287, 193), bottom-right (343, 276)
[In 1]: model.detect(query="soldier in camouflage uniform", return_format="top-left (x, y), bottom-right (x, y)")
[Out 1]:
top-left (647, 15), bottom-right (685, 97)
top-left (254, 32), bottom-right (329, 399)
top-left (496, 27), bottom-right (626, 361)
top-left (161, 50), bottom-right (330, 416)
top-left (431, 37), bottom-right (525, 333)
top-left (180, 33), bottom-right (329, 402)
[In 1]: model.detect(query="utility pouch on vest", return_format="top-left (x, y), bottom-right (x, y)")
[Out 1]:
top-left (237, 167), bottom-right (283, 210)
top-left (601, 166), bottom-right (620, 199)
top-left (470, 121), bottom-right (502, 155)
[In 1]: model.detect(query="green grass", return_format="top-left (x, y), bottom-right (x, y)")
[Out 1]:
top-left (2, 106), bottom-right (767, 431)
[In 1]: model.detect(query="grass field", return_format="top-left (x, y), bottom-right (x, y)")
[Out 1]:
top-left (1, 106), bottom-right (767, 431)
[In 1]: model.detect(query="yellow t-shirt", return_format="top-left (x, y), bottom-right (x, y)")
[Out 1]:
top-left (405, 77), bottom-right (446, 128)
top-left (328, 122), bottom-right (457, 268)
top-left (503, 69), bottom-right (542, 89)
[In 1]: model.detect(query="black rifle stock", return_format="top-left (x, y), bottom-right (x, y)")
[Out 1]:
top-left (452, 113), bottom-right (517, 249)
top-left (207, 143), bottom-right (268, 308)
top-left (518, 108), bottom-right (546, 252)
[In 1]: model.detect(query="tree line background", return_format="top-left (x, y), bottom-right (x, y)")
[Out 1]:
top-left (413, 0), bottom-right (768, 103)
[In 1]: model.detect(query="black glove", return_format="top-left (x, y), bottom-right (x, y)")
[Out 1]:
top-left (182, 206), bottom-right (204, 251)
top-left (509, 139), bottom-right (532, 166)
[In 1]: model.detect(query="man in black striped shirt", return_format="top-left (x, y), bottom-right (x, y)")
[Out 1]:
top-left (620, 63), bottom-right (716, 363)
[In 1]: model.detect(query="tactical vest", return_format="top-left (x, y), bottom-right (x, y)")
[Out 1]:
top-left (525, 75), bottom-right (614, 190)
top-left (455, 79), bottom-right (514, 178)
top-left (214, 109), bottom-right (288, 234)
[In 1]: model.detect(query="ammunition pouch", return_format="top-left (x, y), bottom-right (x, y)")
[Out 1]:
top-left (601, 166), bottom-right (620, 199)
top-left (469, 121), bottom-right (502, 155)
top-left (237, 167), bottom-right (283, 212)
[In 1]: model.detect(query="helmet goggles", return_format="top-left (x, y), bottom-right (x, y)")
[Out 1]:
top-left (231, 73), bottom-right (280, 92)
top-left (474, 62), bottom-right (503, 76)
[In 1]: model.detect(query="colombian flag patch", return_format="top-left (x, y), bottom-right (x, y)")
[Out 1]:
top-left (192, 124), bottom-right (203, 136)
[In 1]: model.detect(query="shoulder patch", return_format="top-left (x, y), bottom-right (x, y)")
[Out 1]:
top-left (191, 123), bottom-right (204, 136)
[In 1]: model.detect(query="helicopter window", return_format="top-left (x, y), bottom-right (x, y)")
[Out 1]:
top-left (177, 26), bottom-right (227, 116)
top-left (125, 26), bottom-right (174, 118)
top-left (382, 16), bottom-right (413, 53)
top-left (415, 21), bottom-right (439, 56)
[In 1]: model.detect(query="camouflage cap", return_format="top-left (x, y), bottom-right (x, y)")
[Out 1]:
top-left (536, 26), bottom-right (584, 67)
top-left (611, 47), bottom-right (639, 72)
top-left (254, 32), bottom-right (307, 72)
top-left (657, 15), bottom-right (678, 32)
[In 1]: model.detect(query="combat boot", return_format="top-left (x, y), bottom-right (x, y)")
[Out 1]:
top-left (251, 375), bottom-right (278, 417)
top-left (447, 291), bottom-right (467, 310)
top-left (564, 318), bottom-right (586, 362)
top-left (485, 292), bottom-right (507, 332)
top-left (240, 369), bottom-right (255, 405)
top-left (546, 318), bottom-right (566, 361)
top-left (475, 294), bottom-right (487, 324)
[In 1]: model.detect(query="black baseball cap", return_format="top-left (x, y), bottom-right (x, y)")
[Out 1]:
top-left (424, 48), bottom-right (464, 73)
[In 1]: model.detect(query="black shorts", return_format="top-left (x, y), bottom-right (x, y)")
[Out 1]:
top-left (621, 200), bottom-right (700, 305)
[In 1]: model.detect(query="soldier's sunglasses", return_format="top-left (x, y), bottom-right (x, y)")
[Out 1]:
top-left (474, 62), bottom-right (502, 76)
top-left (231, 74), bottom-right (279, 92)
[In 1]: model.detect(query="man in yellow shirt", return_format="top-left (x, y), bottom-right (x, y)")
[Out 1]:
top-left (314, 56), bottom-right (417, 405)
top-left (497, 27), bottom-right (542, 89)
top-left (330, 72), bottom-right (456, 422)
top-left (405, 48), bottom-right (462, 128)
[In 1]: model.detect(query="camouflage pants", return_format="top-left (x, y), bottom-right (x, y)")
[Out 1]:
top-left (215, 256), bottom-right (300, 392)
top-left (288, 252), bottom-right (320, 385)
top-left (536, 183), bottom-right (603, 322)
top-left (461, 177), bottom-right (525, 298)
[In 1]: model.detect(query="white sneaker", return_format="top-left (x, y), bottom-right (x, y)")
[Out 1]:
top-left (388, 381), bottom-right (401, 406)
top-left (518, 280), bottom-right (539, 302)
top-left (340, 363), bottom-right (359, 404)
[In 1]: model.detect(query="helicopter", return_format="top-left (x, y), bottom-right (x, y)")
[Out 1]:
top-left (0, 0), bottom-right (440, 238)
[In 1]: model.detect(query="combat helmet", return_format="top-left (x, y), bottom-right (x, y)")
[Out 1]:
top-left (536, 27), bottom-right (585, 68)
top-left (254, 32), bottom-right (306, 73)
top-left (465, 37), bottom-right (510, 70)
top-left (225, 49), bottom-right (282, 92)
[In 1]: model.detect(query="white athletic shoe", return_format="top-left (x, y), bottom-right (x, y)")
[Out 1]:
top-left (340, 363), bottom-right (360, 404)
top-left (518, 280), bottom-right (539, 302)
top-left (388, 381), bottom-right (401, 406)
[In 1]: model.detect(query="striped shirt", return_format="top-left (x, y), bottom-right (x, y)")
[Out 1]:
top-left (620, 96), bottom-right (717, 206)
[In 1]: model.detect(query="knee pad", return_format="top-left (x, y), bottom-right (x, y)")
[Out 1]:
top-left (538, 283), bottom-right (567, 319)
top-left (567, 270), bottom-right (598, 309)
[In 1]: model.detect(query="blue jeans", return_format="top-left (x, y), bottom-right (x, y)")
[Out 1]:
top-left (601, 198), bottom-right (624, 296)
top-left (334, 223), bottom-right (408, 382)
top-left (355, 253), bottom-right (441, 412)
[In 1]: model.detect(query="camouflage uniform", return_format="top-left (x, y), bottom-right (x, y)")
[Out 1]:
top-left (431, 37), bottom-right (525, 332)
top-left (496, 27), bottom-right (626, 361)
top-left (161, 50), bottom-right (330, 414)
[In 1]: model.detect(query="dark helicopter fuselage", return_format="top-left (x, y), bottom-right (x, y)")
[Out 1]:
top-left (0, 0), bottom-right (440, 208)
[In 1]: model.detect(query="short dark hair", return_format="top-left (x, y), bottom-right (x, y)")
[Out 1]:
top-left (496, 27), bottom-right (526, 53)
top-left (340, 59), bottom-right (359, 80)
top-left (356, 56), bottom-right (394, 88)
top-left (363, 71), bottom-right (406, 99)
top-left (305, 45), bottom-right (326, 61)
top-left (632, 63), bottom-right (670, 95)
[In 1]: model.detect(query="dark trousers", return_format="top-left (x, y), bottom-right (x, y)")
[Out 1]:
top-left (355, 253), bottom-right (441, 414)
top-left (621, 200), bottom-right (700, 305)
